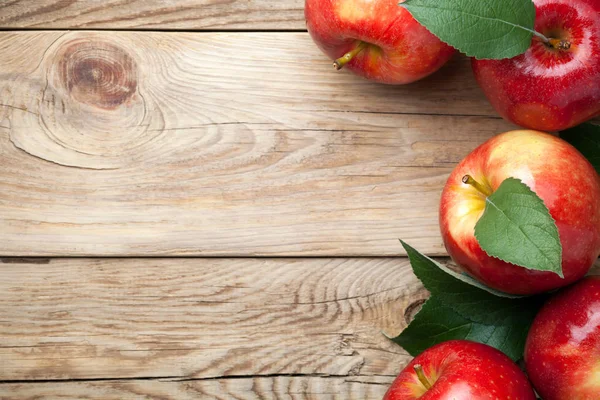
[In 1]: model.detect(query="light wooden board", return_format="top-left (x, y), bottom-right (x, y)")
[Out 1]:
top-left (0, 377), bottom-right (394, 399)
top-left (0, 258), bottom-right (423, 385)
top-left (1, 258), bottom-right (598, 398)
top-left (2, 377), bottom-right (398, 400)
top-left (0, 0), bottom-right (306, 30)
top-left (0, 31), bottom-right (516, 257)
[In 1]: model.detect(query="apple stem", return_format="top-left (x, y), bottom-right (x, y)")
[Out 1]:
top-left (547, 38), bottom-right (571, 50)
top-left (333, 42), bottom-right (368, 70)
top-left (413, 364), bottom-right (432, 390)
top-left (462, 175), bottom-right (493, 197)
top-left (533, 31), bottom-right (571, 50)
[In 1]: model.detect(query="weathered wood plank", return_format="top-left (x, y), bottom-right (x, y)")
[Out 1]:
top-left (0, 258), bottom-right (422, 382)
top-left (0, 31), bottom-right (516, 257)
top-left (0, 377), bottom-right (394, 399)
top-left (0, 258), bottom-right (600, 390)
top-left (0, 258), bottom-right (597, 395)
top-left (0, 377), bottom-right (395, 400)
top-left (0, 0), bottom-right (305, 30)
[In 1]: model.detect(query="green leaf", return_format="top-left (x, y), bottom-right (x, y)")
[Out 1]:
top-left (394, 297), bottom-right (495, 356)
top-left (401, 240), bottom-right (529, 326)
top-left (400, 240), bottom-right (542, 326)
top-left (400, 0), bottom-right (536, 59)
top-left (560, 123), bottom-right (600, 175)
top-left (474, 178), bottom-right (563, 277)
top-left (393, 297), bottom-right (535, 361)
top-left (393, 243), bottom-right (546, 361)
top-left (400, 240), bottom-right (523, 300)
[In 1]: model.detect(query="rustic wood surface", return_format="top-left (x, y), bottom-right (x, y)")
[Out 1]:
top-left (0, 377), bottom-right (395, 400)
top-left (0, 31), bottom-right (516, 257)
top-left (0, 258), bottom-right (598, 399)
top-left (2, 4), bottom-right (598, 399)
top-left (0, 257), bottom-right (424, 399)
top-left (0, 0), bottom-right (306, 30)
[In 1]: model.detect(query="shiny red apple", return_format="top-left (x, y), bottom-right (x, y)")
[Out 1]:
top-left (525, 276), bottom-right (600, 400)
top-left (440, 130), bottom-right (600, 295)
top-left (472, 0), bottom-right (600, 131)
top-left (384, 340), bottom-right (535, 399)
top-left (304, 0), bottom-right (455, 84)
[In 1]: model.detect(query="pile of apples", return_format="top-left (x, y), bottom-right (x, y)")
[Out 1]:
top-left (305, 0), bottom-right (600, 399)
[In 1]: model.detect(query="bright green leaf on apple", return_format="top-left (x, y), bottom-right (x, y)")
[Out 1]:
top-left (401, 240), bottom-right (544, 324)
top-left (560, 123), bottom-right (600, 175)
top-left (393, 242), bottom-right (545, 361)
top-left (474, 178), bottom-right (563, 277)
top-left (401, 241), bottom-right (532, 326)
top-left (400, 240), bottom-right (523, 300)
top-left (400, 0), bottom-right (536, 59)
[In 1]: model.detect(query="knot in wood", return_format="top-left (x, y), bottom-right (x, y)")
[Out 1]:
top-left (58, 40), bottom-right (137, 110)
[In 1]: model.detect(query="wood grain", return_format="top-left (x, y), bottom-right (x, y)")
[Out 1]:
top-left (0, 31), bottom-right (517, 257)
top-left (0, 258), bottom-right (597, 398)
top-left (0, 257), bottom-right (423, 383)
top-left (0, 377), bottom-right (394, 399)
top-left (0, 0), bottom-right (306, 30)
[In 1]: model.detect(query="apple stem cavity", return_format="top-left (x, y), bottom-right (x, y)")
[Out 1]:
top-left (413, 364), bottom-right (433, 390)
top-left (547, 38), bottom-right (571, 50)
top-left (533, 31), bottom-right (572, 51)
top-left (462, 175), bottom-right (493, 197)
top-left (333, 42), bottom-right (368, 70)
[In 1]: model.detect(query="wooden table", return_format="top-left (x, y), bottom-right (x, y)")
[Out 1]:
top-left (2, 2), bottom-right (595, 399)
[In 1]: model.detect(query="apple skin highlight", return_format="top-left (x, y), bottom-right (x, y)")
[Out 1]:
top-left (305, 0), bottom-right (455, 84)
top-left (383, 340), bottom-right (536, 400)
top-left (440, 130), bottom-right (600, 295)
top-left (472, 0), bottom-right (600, 131)
top-left (525, 276), bottom-right (600, 400)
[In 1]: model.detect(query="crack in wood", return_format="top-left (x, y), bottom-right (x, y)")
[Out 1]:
top-left (7, 132), bottom-right (119, 170)
top-left (0, 103), bottom-right (38, 116)
top-left (0, 372), bottom-right (397, 385)
top-left (0, 257), bottom-right (51, 264)
top-left (0, 376), bottom-right (182, 385)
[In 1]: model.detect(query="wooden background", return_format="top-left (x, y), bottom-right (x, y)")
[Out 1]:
top-left (1, 1), bottom-right (598, 399)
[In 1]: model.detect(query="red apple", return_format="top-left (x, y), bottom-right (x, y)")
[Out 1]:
top-left (472, 0), bottom-right (600, 131)
top-left (384, 340), bottom-right (536, 399)
top-left (440, 130), bottom-right (600, 295)
top-left (525, 276), bottom-right (600, 400)
top-left (304, 0), bottom-right (455, 84)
